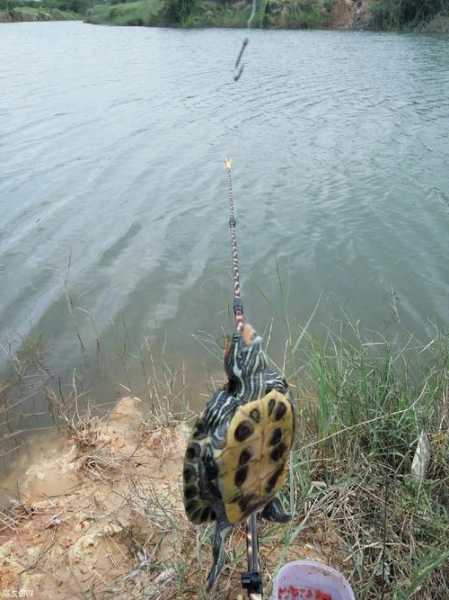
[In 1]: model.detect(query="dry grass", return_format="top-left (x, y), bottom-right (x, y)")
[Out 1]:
top-left (1, 321), bottom-right (448, 598)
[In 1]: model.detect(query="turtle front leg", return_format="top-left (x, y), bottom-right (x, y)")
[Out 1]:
top-left (261, 496), bottom-right (291, 523)
top-left (206, 522), bottom-right (230, 590)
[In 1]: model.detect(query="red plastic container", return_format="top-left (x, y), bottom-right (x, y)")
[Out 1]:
top-left (273, 560), bottom-right (355, 600)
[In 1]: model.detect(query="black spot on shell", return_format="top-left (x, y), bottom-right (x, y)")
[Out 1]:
top-left (270, 442), bottom-right (287, 462)
top-left (239, 448), bottom-right (252, 466)
top-left (235, 465), bottom-right (248, 487)
top-left (250, 408), bottom-right (261, 423)
top-left (235, 420), bottom-right (254, 442)
top-left (265, 466), bottom-right (284, 494)
top-left (274, 402), bottom-right (287, 421)
top-left (268, 397), bottom-right (276, 416)
top-left (269, 428), bottom-right (282, 446)
top-left (186, 443), bottom-right (200, 460)
top-left (205, 461), bottom-right (219, 480)
top-left (184, 485), bottom-right (198, 500)
top-left (183, 467), bottom-right (195, 484)
top-left (200, 507), bottom-right (211, 522)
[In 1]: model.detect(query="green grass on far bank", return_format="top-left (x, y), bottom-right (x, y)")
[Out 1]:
top-left (85, 0), bottom-right (333, 29)
top-left (85, 0), bottom-right (251, 28)
top-left (0, 5), bottom-right (79, 20)
top-left (0, 0), bottom-right (90, 19)
top-left (371, 0), bottom-right (449, 31)
top-left (85, 0), bottom-right (449, 31)
top-left (86, 0), bottom-right (161, 25)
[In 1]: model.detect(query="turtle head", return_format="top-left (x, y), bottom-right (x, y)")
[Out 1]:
top-left (224, 323), bottom-right (266, 385)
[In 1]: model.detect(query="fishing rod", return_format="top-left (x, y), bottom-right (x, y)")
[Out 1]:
top-left (224, 158), bottom-right (263, 600)
top-left (223, 19), bottom-right (356, 600)
top-left (224, 158), bottom-right (244, 332)
top-left (225, 8), bottom-right (266, 597)
top-left (233, 0), bottom-right (257, 81)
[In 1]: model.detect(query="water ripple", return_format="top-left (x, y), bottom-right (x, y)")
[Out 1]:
top-left (0, 23), bottom-right (449, 395)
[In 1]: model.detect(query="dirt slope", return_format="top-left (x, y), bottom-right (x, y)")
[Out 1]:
top-left (0, 397), bottom-right (348, 599)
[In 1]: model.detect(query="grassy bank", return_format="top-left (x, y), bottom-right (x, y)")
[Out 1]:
top-left (86, 0), bottom-right (162, 26)
top-left (85, 0), bottom-right (449, 31)
top-left (85, 0), bottom-right (256, 28)
top-left (0, 6), bottom-right (79, 20)
top-left (1, 322), bottom-right (448, 597)
top-left (85, 0), bottom-right (335, 29)
top-left (370, 0), bottom-right (449, 31)
top-left (288, 326), bottom-right (449, 598)
top-left (0, 0), bottom-right (90, 21)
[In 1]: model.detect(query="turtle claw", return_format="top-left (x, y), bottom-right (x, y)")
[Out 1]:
top-left (261, 497), bottom-right (291, 523)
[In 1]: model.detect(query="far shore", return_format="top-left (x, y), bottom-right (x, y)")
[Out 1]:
top-left (2, 4), bottom-right (449, 32)
top-left (0, 8), bottom-right (80, 22)
top-left (84, 0), bottom-right (449, 33)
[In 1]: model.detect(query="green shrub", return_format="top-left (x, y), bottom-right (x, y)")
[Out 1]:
top-left (159, 0), bottom-right (197, 24)
top-left (265, 0), bottom-right (330, 29)
top-left (87, 0), bottom-right (161, 24)
top-left (371, 0), bottom-right (449, 30)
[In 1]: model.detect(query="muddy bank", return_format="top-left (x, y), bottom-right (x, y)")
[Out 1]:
top-left (330, 0), bottom-right (375, 29)
top-left (0, 396), bottom-right (348, 599)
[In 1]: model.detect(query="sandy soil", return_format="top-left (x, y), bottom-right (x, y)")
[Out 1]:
top-left (0, 397), bottom-right (348, 599)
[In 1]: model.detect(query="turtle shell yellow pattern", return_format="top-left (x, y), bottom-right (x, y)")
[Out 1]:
top-left (217, 390), bottom-right (294, 524)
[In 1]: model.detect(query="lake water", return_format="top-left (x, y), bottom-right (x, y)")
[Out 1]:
top-left (1, 22), bottom-right (449, 418)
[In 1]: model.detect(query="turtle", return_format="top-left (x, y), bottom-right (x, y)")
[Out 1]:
top-left (183, 322), bottom-right (295, 589)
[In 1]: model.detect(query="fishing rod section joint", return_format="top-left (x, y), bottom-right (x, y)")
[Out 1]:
top-left (234, 37), bottom-right (249, 82)
top-left (241, 570), bottom-right (262, 595)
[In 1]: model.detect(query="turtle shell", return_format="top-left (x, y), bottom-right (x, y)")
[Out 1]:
top-left (183, 388), bottom-right (294, 526)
